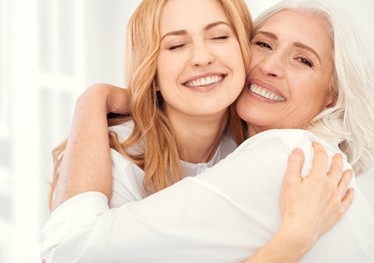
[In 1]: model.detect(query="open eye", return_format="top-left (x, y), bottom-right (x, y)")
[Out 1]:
top-left (295, 57), bottom-right (313, 68)
top-left (254, 41), bottom-right (272, 50)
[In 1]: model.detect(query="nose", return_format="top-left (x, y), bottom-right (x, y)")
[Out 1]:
top-left (190, 42), bottom-right (215, 67)
top-left (258, 52), bottom-right (284, 78)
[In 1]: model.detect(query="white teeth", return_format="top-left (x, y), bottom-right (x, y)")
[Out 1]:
top-left (250, 84), bottom-right (285, 102)
top-left (185, 75), bottom-right (223, 87)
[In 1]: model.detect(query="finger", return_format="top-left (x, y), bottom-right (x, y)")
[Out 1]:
top-left (327, 153), bottom-right (343, 184)
top-left (284, 148), bottom-right (305, 185)
top-left (310, 142), bottom-right (328, 178)
top-left (107, 85), bottom-right (130, 114)
top-left (337, 169), bottom-right (353, 198)
top-left (340, 188), bottom-right (355, 215)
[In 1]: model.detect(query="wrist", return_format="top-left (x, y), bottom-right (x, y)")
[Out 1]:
top-left (244, 230), bottom-right (309, 263)
top-left (76, 83), bottom-right (113, 113)
top-left (276, 222), bottom-right (317, 257)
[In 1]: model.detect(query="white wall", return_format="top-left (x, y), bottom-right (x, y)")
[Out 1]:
top-left (247, 0), bottom-right (374, 43)
top-left (1, 0), bottom-right (373, 262)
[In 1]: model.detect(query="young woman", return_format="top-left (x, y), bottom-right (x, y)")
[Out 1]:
top-left (50, 0), bottom-right (251, 209)
top-left (41, 0), bottom-right (374, 262)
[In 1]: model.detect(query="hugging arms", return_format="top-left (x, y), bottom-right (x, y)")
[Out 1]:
top-left (41, 0), bottom-right (374, 262)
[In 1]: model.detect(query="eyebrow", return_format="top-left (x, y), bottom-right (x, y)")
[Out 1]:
top-left (255, 31), bottom-right (322, 63)
top-left (294, 42), bottom-right (322, 63)
top-left (161, 21), bottom-right (231, 41)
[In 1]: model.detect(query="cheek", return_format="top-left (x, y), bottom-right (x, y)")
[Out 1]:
top-left (293, 87), bottom-right (328, 117)
top-left (156, 55), bottom-right (169, 75)
top-left (156, 56), bottom-right (180, 84)
top-left (307, 81), bottom-right (332, 103)
top-left (235, 92), bottom-right (252, 121)
top-left (157, 52), bottom-right (181, 72)
top-left (217, 40), bottom-right (244, 65)
top-left (248, 51), bottom-right (262, 72)
top-left (232, 42), bottom-right (245, 63)
top-left (155, 64), bottom-right (172, 94)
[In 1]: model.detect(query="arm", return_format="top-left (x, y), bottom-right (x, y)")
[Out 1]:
top-left (42, 131), bottom-right (364, 263)
top-left (194, 130), bottom-right (370, 263)
top-left (244, 145), bottom-right (353, 263)
top-left (52, 83), bottom-right (130, 209)
top-left (43, 89), bottom-right (363, 262)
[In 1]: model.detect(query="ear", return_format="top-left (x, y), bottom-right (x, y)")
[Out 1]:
top-left (325, 81), bottom-right (337, 108)
top-left (326, 94), bottom-right (337, 108)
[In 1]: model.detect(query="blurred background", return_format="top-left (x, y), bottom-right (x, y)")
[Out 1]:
top-left (1, 0), bottom-right (373, 262)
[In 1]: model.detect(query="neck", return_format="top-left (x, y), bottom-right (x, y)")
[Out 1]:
top-left (247, 124), bottom-right (266, 138)
top-left (169, 111), bottom-right (229, 163)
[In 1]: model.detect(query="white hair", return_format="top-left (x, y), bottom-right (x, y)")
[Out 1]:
top-left (254, 0), bottom-right (374, 175)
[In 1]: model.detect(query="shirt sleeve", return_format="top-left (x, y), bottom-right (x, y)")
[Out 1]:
top-left (40, 129), bottom-right (374, 263)
top-left (40, 192), bottom-right (109, 262)
top-left (40, 178), bottom-right (260, 263)
top-left (109, 149), bottom-right (146, 207)
top-left (108, 120), bottom-right (146, 207)
top-left (196, 129), bottom-right (374, 263)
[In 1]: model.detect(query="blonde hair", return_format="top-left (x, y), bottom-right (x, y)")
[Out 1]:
top-left (49, 0), bottom-right (252, 208)
top-left (254, 0), bottom-right (374, 175)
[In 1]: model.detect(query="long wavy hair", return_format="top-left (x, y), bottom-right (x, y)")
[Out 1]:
top-left (254, 0), bottom-right (374, 175)
top-left (49, 0), bottom-right (252, 207)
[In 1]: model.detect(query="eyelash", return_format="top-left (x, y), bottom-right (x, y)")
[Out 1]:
top-left (169, 44), bottom-right (185, 50)
top-left (168, 35), bottom-right (229, 51)
top-left (254, 41), bottom-right (272, 49)
top-left (254, 41), bottom-right (314, 68)
top-left (295, 57), bottom-right (313, 67)
top-left (212, 35), bottom-right (229, 40)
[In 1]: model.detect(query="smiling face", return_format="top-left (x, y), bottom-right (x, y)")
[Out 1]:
top-left (236, 9), bottom-right (335, 136)
top-left (156, 0), bottom-right (246, 120)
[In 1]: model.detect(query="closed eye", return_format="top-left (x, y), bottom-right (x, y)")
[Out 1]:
top-left (169, 44), bottom-right (185, 50)
top-left (211, 35), bottom-right (229, 40)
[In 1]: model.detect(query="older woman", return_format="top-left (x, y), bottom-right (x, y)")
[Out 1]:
top-left (41, 0), bottom-right (374, 262)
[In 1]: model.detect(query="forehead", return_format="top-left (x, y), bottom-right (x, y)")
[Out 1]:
top-left (160, 0), bottom-right (229, 33)
top-left (257, 9), bottom-right (333, 56)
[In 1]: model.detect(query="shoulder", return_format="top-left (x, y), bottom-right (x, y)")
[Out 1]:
top-left (236, 129), bottom-right (338, 154)
top-left (238, 129), bottom-right (317, 147)
top-left (233, 129), bottom-right (350, 176)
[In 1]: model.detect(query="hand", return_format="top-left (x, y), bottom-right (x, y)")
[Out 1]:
top-left (279, 142), bottom-right (354, 252)
top-left (78, 83), bottom-right (130, 115)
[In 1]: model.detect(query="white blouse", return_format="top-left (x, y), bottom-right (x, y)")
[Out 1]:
top-left (107, 121), bottom-right (238, 207)
top-left (40, 129), bottom-right (374, 263)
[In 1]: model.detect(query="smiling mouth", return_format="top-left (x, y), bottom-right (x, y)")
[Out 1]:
top-left (184, 75), bottom-right (224, 87)
top-left (249, 84), bottom-right (286, 102)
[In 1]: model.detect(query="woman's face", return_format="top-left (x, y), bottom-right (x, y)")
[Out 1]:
top-left (236, 10), bottom-right (335, 136)
top-left (156, 0), bottom-right (245, 120)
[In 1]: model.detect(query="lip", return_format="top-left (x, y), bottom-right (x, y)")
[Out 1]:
top-left (246, 78), bottom-right (285, 99)
top-left (182, 72), bottom-right (227, 87)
